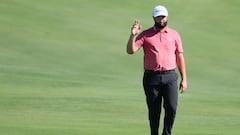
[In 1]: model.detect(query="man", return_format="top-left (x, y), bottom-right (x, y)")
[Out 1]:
top-left (126, 5), bottom-right (187, 135)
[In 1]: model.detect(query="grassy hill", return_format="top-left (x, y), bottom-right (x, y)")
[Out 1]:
top-left (0, 0), bottom-right (239, 135)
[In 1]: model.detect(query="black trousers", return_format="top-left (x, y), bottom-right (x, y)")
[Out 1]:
top-left (143, 70), bottom-right (178, 135)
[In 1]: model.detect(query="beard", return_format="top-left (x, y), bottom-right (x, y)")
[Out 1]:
top-left (154, 21), bottom-right (168, 29)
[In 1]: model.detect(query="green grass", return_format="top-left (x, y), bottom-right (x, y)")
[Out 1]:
top-left (0, 0), bottom-right (240, 135)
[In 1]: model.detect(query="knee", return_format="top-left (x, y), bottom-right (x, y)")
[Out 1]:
top-left (164, 103), bottom-right (177, 114)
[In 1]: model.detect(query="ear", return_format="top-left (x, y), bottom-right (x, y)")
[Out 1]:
top-left (153, 16), bottom-right (157, 21)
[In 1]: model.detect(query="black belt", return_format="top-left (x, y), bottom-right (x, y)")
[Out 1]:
top-left (144, 69), bottom-right (175, 74)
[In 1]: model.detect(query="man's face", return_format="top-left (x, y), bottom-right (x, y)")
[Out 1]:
top-left (153, 16), bottom-right (168, 29)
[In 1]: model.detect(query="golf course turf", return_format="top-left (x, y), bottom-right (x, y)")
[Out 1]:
top-left (0, 0), bottom-right (239, 135)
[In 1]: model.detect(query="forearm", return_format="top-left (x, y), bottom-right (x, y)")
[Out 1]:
top-left (176, 53), bottom-right (187, 80)
top-left (126, 34), bottom-right (138, 54)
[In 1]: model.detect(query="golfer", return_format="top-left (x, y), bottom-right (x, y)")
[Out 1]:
top-left (126, 5), bottom-right (187, 135)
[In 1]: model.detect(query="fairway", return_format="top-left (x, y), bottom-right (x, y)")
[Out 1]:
top-left (0, 0), bottom-right (240, 135)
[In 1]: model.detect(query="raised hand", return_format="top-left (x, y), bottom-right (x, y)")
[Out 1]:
top-left (131, 20), bottom-right (141, 36)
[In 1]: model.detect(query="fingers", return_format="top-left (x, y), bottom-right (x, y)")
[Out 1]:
top-left (132, 20), bottom-right (141, 29)
top-left (130, 20), bottom-right (141, 36)
top-left (179, 79), bottom-right (187, 94)
top-left (180, 88), bottom-right (185, 94)
top-left (179, 84), bottom-right (187, 94)
top-left (179, 85), bottom-right (183, 93)
top-left (134, 20), bottom-right (140, 25)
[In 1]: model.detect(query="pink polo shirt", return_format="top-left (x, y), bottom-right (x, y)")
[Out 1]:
top-left (135, 26), bottom-right (183, 71)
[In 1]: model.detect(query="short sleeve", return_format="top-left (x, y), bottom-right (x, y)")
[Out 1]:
top-left (175, 32), bottom-right (184, 53)
top-left (135, 32), bottom-right (145, 49)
